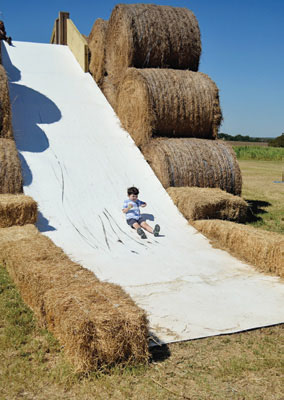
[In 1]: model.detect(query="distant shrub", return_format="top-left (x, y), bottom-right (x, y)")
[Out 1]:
top-left (268, 134), bottom-right (284, 148)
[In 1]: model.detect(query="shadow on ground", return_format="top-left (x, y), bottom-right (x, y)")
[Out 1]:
top-left (245, 199), bottom-right (271, 223)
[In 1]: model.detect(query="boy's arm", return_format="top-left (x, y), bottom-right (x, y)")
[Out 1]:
top-left (122, 201), bottom-right (133, 213)
top-left (139, 200), bottom-right (147, 208)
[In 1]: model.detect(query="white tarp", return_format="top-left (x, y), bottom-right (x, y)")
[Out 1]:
top-left (3, 41), bottom-right (283, 343)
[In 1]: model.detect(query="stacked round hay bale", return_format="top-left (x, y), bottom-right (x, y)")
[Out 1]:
top-left (88, 18), bottom-right (108, 88)
top-left (117, 68), bottom-right (222, 147)
top-left (0, 63), bottom-right (37, 226)
top-left (0, 64), bottom-right (13, 139)
top-left (105, 4), bottom-right (201, 87)
top-left (143, 138), bottom-right (242, 195)
top-left (0, 138), bottom-right (23, 193)
top-left (98, 3), bottom-right (201, 111)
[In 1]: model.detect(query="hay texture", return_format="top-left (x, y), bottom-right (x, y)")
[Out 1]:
top-left (106, 3), bottom-right (201, 89)
top-left (117, 69), bottom-right (222, 147)
top-left (143, 138), bottom-right (242, 195)
top-left (167, 187), bottom-right (248, 222)
top-left (0, 225), bottom-right (149, 371)
top-left (193, 220), bottom-right (284, 278)
top-left (101, 76), bottom-right (117, 110)
top-left (88, 18), bottom-right (108, 87)
top-left (0, 194), bottom-right (37, 227)
top-left (0, 65), bottom-right (13, 139)
top-left (0, 138), bottom-right (23, 193)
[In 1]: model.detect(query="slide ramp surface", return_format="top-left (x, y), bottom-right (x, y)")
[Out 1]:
top-left (3, 41), bottom-right (284, 343)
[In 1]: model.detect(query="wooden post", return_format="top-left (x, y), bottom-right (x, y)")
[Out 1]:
top-left (55, 18), bottom-right (59, 44)
top-left (59, 11), bottom-right (70, 45)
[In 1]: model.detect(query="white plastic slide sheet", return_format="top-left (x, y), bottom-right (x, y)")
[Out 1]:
top-left (3, 41), bottom-right (284, 344)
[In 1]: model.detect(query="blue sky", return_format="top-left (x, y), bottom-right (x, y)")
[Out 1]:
top-left (1, 0), bottom-right (283, 138)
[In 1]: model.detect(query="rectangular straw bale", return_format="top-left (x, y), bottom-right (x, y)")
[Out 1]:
top-left (0, 225), bottom-right (149, 370)
top-left (0, 194), bottom-right (37, 227)
top-left (193, 220), bottom-right (284, 278)
top-left (44, 281), bottom-right (149, 371)
top-left (0, 65), bottom-right (13, 139)
top-left (167, 187), bottom-right (248, 222)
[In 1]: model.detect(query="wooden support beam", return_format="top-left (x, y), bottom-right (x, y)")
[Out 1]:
top-left (59, 11), bottom-right (70, 45)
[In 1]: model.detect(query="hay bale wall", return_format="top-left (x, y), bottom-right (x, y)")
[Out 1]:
top-left (0, 225), bottom-right (149, 371)
top-left (0, 194), bottom-right (37, 227)
top-left (106, 4), bottom-right (201, 89)
top-left (101, 75), bottom-right (117, 110)
top-left (167, 187), bottom-right (248, 222)
top-left (0, 65), bottom-right (13, 139)
top-left (88, 18), bottom-right (108, 87)
top-left (0, 138), bottom-right (23, 193)
top-left (193, 220), bottom-right (284, 278)
top-left (143, 138), bottom-right (242, 195)
top-left (117, 69), bottom-right (222, 147)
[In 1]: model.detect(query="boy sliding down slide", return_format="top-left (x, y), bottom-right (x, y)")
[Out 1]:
top-left (122, 186), bottom-right (160, 239)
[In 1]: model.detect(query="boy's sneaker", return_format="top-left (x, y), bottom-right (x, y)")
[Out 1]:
top-left (137, 227), bottom-right (147, 239)
top-left (153, 224), bottom-right (160, 237)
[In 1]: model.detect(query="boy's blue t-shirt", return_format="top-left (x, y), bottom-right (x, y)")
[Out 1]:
top-left (123, 199), bottom-right (145, 220)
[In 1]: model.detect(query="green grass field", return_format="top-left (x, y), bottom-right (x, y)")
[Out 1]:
top-left (233, 145), bottom-right (284, 161)
top-left (0, 159), bottom-right (283, 399)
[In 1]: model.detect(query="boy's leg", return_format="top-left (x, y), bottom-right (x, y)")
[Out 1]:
top-left (141, 221), bottom-right (160, 236)
top-left (132, 221), bottom-right (147, 239)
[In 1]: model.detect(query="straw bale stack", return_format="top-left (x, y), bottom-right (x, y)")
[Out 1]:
top-left (0, 225), bottom-right (149, 371)
top-left (0, 194), bottom-right (37, 227)
top-left (167, 187), bottom-right (248, 222)
top-left (143, 138), bottom-right (242, 195)
top-left (88, 18), bottom-right (108, 87)
top-left (101, 76), bottom-right (117, 110)
top-left (117, 69), bottom-right (222, 147)
top-left (0, 138), bottom-right (23, 193)
top-left (0, 65), bottom-right (13, 139)
top-left (106, 4), bottom-right (201, 89)
top-left (193, 220), bottom-right (284, 278)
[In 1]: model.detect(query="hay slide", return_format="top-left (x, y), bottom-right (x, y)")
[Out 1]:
top-left (117, 68), bottom-right (222, 147)
top-left (143, 138), bottom-right (242, 195)
top-left (193, 220), bottom-right (284, 278)
top-left (106, 3), bottom-right (201, 90)
top-left (167, 187), bottom-right (248, 222)
top-left (0, 224), bottom-right (149, 371)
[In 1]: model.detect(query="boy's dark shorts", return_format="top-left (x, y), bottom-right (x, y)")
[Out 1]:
top-left (127, 217), bottom-right (145, 228)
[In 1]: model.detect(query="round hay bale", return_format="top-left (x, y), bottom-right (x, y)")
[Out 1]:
top-left (88, 18), bottom-right (108, 87)
top-left (0, 138), bottom-right (23, 193)
top-left (0, 65), bottom-right (13, 139)
top-left (143, 138), bottom-right (242, 195)
top-left (105, 3), bottom-right (201, 89)
top-left (101, 75), bottom-right (117, 111)
top-left (117, 68), bottom-right (222, 147)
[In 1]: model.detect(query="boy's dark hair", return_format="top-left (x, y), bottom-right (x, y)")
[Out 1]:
top-left (127, 186), bottom-right (139, 196)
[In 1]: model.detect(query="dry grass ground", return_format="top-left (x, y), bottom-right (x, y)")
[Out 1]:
top-left (0, 160), bottom-right (283, 399)
top-left (239, 160), bottom-right (284, 233)
top-left (0, 265), bottom-right (283, 400)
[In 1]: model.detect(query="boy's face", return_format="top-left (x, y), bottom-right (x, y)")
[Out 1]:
top-left (128, 194), bottom-right (138, 201)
